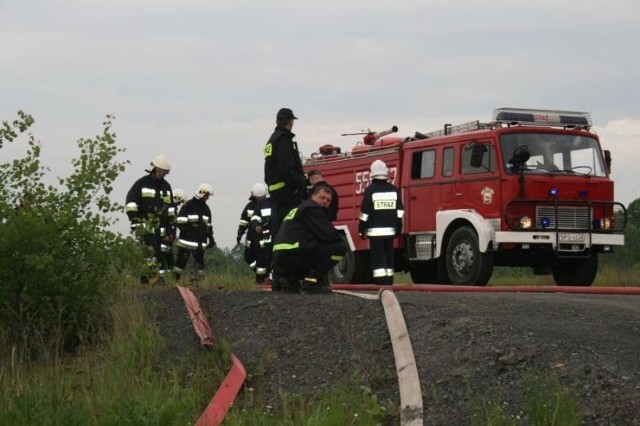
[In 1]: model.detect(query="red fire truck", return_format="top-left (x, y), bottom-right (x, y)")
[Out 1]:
top-left (303, 107), bottom-right (627, 286)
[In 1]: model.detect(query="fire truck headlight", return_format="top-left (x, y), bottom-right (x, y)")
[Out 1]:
top-left (540, 217), bottom-right (551, 228)
top-left (519, 216), bottom-right (532, 229)
top-left (592, 217), bottom-right (612, 230)
top-left (601, 217), bottom-right (612, 229)
top-left (549, 188), bottom-right (559, 197)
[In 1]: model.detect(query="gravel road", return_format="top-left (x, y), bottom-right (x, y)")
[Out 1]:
top-left (146, 286), bottom-right (640, 425)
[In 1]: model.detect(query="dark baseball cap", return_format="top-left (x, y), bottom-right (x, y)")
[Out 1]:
top-left (277, 107), bottom-right (298, 120)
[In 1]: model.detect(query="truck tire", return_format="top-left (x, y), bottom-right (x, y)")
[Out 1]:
top-left (551, 252), bottom-right (598, 286)
top-left (330, 243), bottom-right (355, 284)
top-left (445, 226), bottom-right (493, 286)
top-left (329, 238), bottom-right (372, 284)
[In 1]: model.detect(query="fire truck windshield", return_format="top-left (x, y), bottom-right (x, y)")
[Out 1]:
top-left (501, 133), bottom-right (607, 177)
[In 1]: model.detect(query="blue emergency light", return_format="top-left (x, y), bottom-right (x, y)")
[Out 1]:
top-left (493, 108), bottom-right (592, 128)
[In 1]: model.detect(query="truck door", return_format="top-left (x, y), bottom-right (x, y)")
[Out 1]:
top-left (453, 139), bottom-right (501, 214)
top-left (406, 147), bottom-right (439, 232)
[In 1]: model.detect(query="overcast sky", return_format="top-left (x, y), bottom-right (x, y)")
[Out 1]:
top-left (2, 0), bottom-right (639, 248)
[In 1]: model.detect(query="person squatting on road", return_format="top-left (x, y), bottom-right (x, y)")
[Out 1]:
top-left (125, 154), bottom-right (175, 284)
top-left (164, 187), bottom-right (185, 272)
top-left (305, 169), bottom-right (339, 222)
top-left (173, 183), bottom-right (216, 280)
top-left (272, 184), bottom-right (347, 294)
top-left (263, 107), bottom-right (306, 229)
top-left (358, 159), bottom-right (404, 285)
top-left (249, 183), bottom-right (276, 285)
top-left (236, 184), bottom-right (261, 270)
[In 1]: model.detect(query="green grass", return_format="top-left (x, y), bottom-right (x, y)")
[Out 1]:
top-left (224, 383), bottom-right (396, 425)
top-left (470, 371), bottom-right (581, 426)
top-left (0, 285), bottom-right (217, 425)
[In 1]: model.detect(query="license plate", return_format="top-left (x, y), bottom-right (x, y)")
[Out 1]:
top-left (559, 232), bottom-right (585, 242)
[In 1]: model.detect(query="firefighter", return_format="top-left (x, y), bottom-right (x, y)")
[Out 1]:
top-left (236, 183), bottom-right (262, 269)
top-left (125, 154), bottom-right (175, 285)
top-left (306, 169), bottom-right (339, 222)
top-left (165, 188), bottom-right (185, 271)
top-left (272, 184), bottom-right (347, 294)
top-left (263, 107), bottom-right (306, 229)
top-left (173, 183), bottom-right (216, 280)
top-left (358, 160), bottom-right (404, 285)
top-left (249, 184), bottom-right (276, 285)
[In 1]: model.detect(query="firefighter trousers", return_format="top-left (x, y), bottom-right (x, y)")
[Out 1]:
top-left (273, 240), bottom-right (346, 280)
top-left (370, 237), bottom-right (395, 285)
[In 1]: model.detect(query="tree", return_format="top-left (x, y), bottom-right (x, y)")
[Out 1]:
top-left (0, 112), bottom-right (137, 357)
top-left (627, 198), bottom-right (640, 229)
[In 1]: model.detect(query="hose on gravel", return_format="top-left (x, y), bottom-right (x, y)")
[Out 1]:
top-left (336, 289), bottom-right (424, 426)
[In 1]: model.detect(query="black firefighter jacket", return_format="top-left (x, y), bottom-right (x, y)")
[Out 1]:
top-left (176, 197), bottom-right (215, 250)
top-left (359, 179), bottom-right (404, 238)
top-left (263, 126), bottom-right (306, 199)
top-left (125, 174), bottom-right (174, 237)
top-left (273, 199), bottom-right (342, 255)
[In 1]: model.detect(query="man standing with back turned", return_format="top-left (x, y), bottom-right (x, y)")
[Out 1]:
top-left (264, 107), bottom-right (306, 229)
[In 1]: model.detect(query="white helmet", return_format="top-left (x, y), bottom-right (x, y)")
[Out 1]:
top-left (145, 154), bottom-right (171, 173)
top-left (194, 183), bottom-right (213, 199)
top-left (173, 188), bottom-right (185, 204)
top-left (251, 182), bottom-right (268, 198)
top-left (370, 159), bottom-right (389, 179)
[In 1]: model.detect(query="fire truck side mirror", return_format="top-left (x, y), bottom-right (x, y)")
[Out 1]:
top-left (469, 142), bottom-right (488, 168)
top-left (604, 150), bottom-right (612, 173)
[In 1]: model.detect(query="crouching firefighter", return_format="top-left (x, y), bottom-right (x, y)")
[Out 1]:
top-left (272, 184), bottom-right (347, 294)
top-left (173, 183), bottom-right (216, 280)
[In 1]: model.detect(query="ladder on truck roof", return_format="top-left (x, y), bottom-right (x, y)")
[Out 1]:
top-left (419, 107), bottom-right (593, 138)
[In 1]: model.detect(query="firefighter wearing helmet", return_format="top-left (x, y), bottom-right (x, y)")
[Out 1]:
top-left (249, 182), bottom-right (276, 285)
top-left (173, 183), bottom-right (216, 281)
top-left (164, 188), bottom-right (186, 271)
top-left (358, 159), bottom-right (404, 285)
top-left (125, 154), bottom-right (175, 284)
top-left (236, 183), bottom-right (271, 282)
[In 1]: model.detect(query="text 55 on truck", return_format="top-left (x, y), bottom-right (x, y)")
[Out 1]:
top-left (303, 108), bottom-right (627, 286)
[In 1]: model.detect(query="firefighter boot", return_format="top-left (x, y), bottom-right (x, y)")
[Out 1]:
top-left (301, 271), bottom-right (332, 295)
top-left (279, 275), bottom-right (300, 293)
top-left (271, 273), bottom-right (282, 292)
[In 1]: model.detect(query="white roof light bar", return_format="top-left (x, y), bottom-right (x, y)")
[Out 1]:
top-left (493, 108), bottom-right (592, 128)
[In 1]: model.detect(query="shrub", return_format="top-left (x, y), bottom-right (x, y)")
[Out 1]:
top-left (0, 112), bottom-right (136, 357)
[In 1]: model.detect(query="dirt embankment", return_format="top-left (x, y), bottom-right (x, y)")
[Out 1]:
top-left (146, 287), bottom-right (640, 425)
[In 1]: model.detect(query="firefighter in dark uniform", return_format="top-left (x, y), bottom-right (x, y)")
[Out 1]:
top-left (263, 107), bottom-right (306, 229)
top-left (272, 184), bottom-right (347, 294)
top-left (236, 183), bottom-right (263, 269)
top-left (358, 160), bottom-right (404, 285)
top-left (249, 184), bottom-right (276, 284)
top-left (305, 169), bottom-right (339, 222)
top-left (125, 154), bottom-right (174, 284)
top-left (164, 188), bottom-right (185, 271)
top-left (173, 183), bottom-right (216, 280)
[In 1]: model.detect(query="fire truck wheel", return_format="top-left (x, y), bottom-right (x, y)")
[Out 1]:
top-left (551, 252), bottom-right (598, 286)
top-left (329, 246), bottom-right (355, 284)
top-left (445, 226), bottom-right (494, 286)
top-left (329, 245), bottom-right (371, 284)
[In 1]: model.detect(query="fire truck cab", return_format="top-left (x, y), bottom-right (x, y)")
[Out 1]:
top-left (303, 108), bottom-right (627, 286)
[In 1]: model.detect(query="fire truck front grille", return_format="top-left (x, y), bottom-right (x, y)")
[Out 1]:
top-left (535, 206), bottom-right (591, 230)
